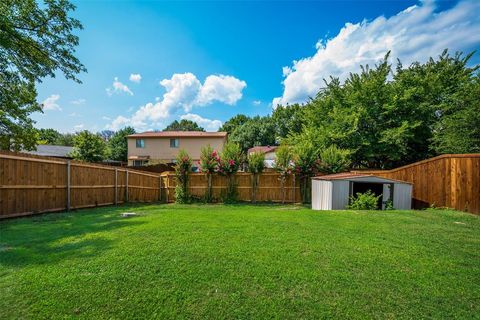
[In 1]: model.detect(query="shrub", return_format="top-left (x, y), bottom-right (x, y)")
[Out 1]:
top-left (174, 149), bottom-right (192, 203)
top-left (274, 145), bottom-right (293, 204)
top-left (247, 152), bottom-right (265, 203)
top-left (347, 190), bottom-right (381, 210)
top-left (319, 145), bottom-right (351, 174)
top-left (200, 144), bottom-right (219, 202)
top-left (292, 141), bottom-right (320, 203)
top-left (218, 142), bottom-right (243, 202)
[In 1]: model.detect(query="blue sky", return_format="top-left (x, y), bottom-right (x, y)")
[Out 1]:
top-left (34, 0), bottom-right (480, 133)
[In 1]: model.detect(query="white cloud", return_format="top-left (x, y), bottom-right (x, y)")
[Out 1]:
top-left (196, 75), bottom-right (247, 106)
top-left (69, 112), bottom-right (80, 117)
top-left (252, 100), bottom-right (261, 106)
top-left (273, 0), bottom-right (480, 106)
top-left (180, 113), bottom-right (223, 132)
top-left (106, 77), bottom-right (133, 96)
top-left (107, 72), bottom-right (246, 130)
top-left (42, 94), bottom-right (61, 111)
top-left (74, 124), bottom-right (84, 131)
top-left (129, 73), bottom-right (142, 83)
top-left (102, 116), bottom-right (111, 121)
top-left (106, 116), bottom-right (131, 131)
top-left (70, 98), bottom-right (86, 105)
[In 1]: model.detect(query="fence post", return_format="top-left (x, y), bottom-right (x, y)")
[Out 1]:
top-left (66, 160), bottom-right (71, 211)
top-left (292, 174), bottom-right (296, 203)
top-left (125, 169), bottom-right (129, 203)
top-left (115, 168), bottom-right (118, 205)
top-left (159, 175), bottom-right (162, 202)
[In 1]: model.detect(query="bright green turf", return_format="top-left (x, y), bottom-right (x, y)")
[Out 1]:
top-left (1, 204), bottom-right (479, 319)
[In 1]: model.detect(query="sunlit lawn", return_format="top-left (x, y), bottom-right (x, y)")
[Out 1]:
top-left (1, 204), bottom-right (479, 319)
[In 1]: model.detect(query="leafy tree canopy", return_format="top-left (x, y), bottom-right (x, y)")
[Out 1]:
top-left (107, 127), bottom-right (135, 162)
top-left (163, 119), bottom-right (205, 132)
top-left (37, 128), bottom-right (62, 145)
top-left (0, 0), bottom-right (86, 151)
top-left (70, 131), bottom-right (106, 162)
top-left (229, 116), bottom-right (276, 152)
top-left (218, 114), bottom-right (250, 135)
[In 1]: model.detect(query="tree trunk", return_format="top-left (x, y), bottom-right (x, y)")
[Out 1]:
top-left (206, 173), bottom-right (212, 202)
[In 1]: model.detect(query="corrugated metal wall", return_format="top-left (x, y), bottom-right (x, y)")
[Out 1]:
top-left (332, 180), bottom-right (350, 209)
top-left (311, 180), bottom-right (332, 210)
top-left (393, 183), bottom-right (412, 210)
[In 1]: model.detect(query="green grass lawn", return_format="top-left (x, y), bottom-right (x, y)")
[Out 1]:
top-left (1, 204), bottom-right (479, 319)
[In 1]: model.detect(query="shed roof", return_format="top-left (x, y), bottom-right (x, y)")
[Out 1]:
top-left (312, 172), bottom-right (412, 184)
top-left (127, 131), bottom-right (227, 138)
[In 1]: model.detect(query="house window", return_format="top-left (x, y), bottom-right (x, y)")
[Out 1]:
top-left (136, 139), bottom-right (145, 148)
top-left (170, 138), bottom-right (179, 148)
top-left (132, 160), bottom-right (147, 166)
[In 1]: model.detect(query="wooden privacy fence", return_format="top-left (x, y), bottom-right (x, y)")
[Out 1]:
top-left (160, 172), bottom-right (301, 204)
top-left (0, 152), bottom-right (161, 219)
top-left (353, 154), bottom-right (480, 214)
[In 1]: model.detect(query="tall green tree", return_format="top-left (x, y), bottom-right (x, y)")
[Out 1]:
top-left (70, 131), bottom-right (106, 162)
top-left (218, 114), bottom-right (250, 135)
top-left (37, 128), bottom-right (62, 145)
top-left (229, 116), bottom-right (276, 152)
top-left (272, 103), bottom-right (304, 141)
top-left (291, 50), bottom-right (479, 169)
top-left (107, 127), bottom-right (136, 161)
top-left (164, 119), bottom-right (205, 131)
top-left (0, 0), bottom-right (86, 150)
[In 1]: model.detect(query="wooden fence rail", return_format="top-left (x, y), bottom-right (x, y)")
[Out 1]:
top-left (1, 152), bottom-right (478, 218)
top-left (160, 172), bottom-right (301, 204)
top-left (0, 152), bottom-right (161, 219)
top-left (352, 154), bottom-right (480, 215)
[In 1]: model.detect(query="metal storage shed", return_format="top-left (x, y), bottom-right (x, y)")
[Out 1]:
top-left (311, 173), bottom-right (412, 210)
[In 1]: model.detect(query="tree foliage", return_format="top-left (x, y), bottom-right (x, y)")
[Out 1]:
top-left (319, 145), bottom-right (351, 174)
top-left (0, 0), bottom-right (86, 150)
top-left (288, 50), bottom-right (479, 169)
top-left (174, 149), bottom-right (192, 204)
top-left (199, 144), bottom-right (219, 202)
top-left (107, 127), bottom-right (135, 161)
top-left (37, 128), bottom-right (62, 145)
top-left (229, 116), bottom-right (276, 152)
top-left (218, 114), bottom-right (250, 135)
top-left (70, 131), bottom-right (106, 162)
top-left (274, 145), bottom-right (294, 204)
top-left (164, 119), bottom-right (205, 132)
top-left (247, 152), bottom-right (265, 204)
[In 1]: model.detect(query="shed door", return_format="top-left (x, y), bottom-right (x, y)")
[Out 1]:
top-left (382, 183), bottom-right (393, 210)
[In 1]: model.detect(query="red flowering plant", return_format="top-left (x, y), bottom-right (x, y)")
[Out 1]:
top-left (174, 149), bottom-right (192, 203)
top-left (200, 144), bottom-right (220, 202)
top-left (218, 142), bottom-right (243, 202)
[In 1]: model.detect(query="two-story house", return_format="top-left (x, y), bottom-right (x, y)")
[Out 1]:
top-left (127, 131), bottom-right (227, 167)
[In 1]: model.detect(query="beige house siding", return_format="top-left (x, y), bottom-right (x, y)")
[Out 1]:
top-left (128, 136), bottom-right (226, 165)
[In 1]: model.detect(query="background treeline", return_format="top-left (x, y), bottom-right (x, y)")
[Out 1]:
top-left (222, 50), bottom-right (480, 169)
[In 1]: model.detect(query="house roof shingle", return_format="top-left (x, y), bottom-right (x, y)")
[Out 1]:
top-left (127, 131), bottom-right (227, 138)
top-left (247, 146), bottom-right (278, 154)
top-left (23, 145), bottom-right (74, 158)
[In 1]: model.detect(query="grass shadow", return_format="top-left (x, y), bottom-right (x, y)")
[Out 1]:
top-left (0, 205), bottom-right (146, 268)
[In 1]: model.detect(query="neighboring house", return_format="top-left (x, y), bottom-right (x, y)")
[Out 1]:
top-left (23, 145), bottom-right (73, 159)
top-left (127, 131), bottom-right (228, 167)
top-left (247, 146), bottom-right (278, 168)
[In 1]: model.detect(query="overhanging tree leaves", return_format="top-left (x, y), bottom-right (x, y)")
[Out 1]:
top-left (0, 0), bottom-right (86, 150)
